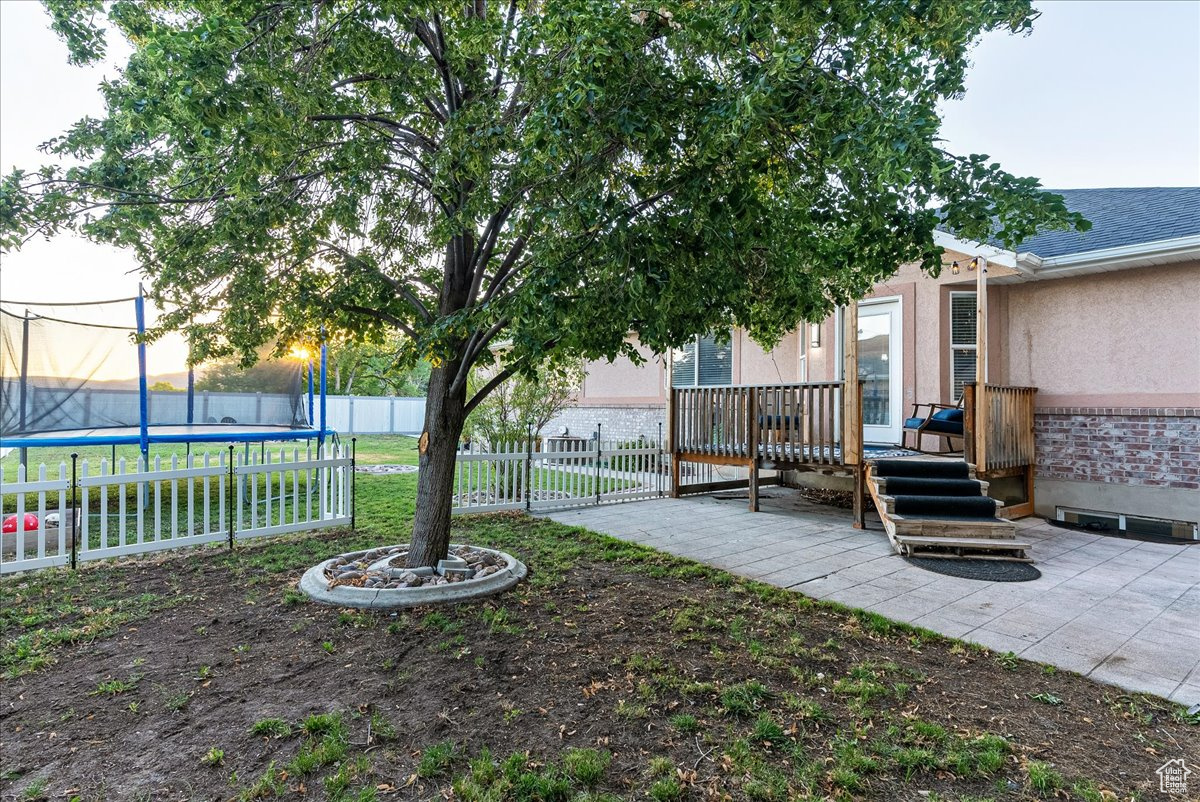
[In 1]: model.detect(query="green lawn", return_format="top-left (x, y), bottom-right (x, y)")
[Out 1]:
top-left (1, 463), bottom-right (1194, 800)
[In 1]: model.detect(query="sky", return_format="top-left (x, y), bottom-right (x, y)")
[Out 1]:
top-left (1, 0), bottom-right (1198, 315)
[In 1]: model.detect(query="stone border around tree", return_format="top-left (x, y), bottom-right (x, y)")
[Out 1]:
top-left (298, 544), bottom-right (527, 609)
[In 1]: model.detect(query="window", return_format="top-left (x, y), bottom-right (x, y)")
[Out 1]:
top-left (671, 334), bottom-right (732, 387)
top-left (949, 292), bottom-right (977, 401)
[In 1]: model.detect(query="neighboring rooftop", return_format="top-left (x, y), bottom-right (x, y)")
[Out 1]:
top-left (1012, 187), bottom-right (1200, 258)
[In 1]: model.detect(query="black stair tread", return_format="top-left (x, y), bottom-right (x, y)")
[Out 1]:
top-left (892, 495), bottom-right (998, 517)
top-left (877, 477), bottom-right (983, 496)
top-left (891, 494), bottom-right (998, 505)
top-left (872, 459), bottom-right (969, 479)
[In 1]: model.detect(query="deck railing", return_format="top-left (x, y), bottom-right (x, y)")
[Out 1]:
top-left (963, 383), bottom-right (1037, 473)
top-left (670, 382), bottom-right (845, 466)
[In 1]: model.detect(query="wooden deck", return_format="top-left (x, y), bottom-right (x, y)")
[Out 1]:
top-left (669, 380), bottom-right (868, 524)
top-left (668, 377), bottom-right (1040, 546)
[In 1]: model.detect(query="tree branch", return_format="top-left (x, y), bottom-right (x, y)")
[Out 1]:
top-left (319, 240), bottom-right (434, 324)
top-left (450, 316), bottom-right (510, 397)
top-left (462, 337), bottom-right (560, 417)
top-left (337, 303), bottom-right (416, 339)
top-left (464, 365), bottom-right (518, 418)
top-left (306, 113), bottom-right (436, 152)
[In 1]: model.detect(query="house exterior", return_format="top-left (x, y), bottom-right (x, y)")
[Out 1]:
top-left (549, 187), bottom-right (1200, 536)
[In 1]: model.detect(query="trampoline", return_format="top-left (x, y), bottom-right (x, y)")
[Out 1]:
top-left (1, 290), bottom-right (332, 454)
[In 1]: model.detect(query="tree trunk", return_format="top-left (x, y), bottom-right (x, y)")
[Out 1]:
top-left (407, 360), bottom-right (468, 568)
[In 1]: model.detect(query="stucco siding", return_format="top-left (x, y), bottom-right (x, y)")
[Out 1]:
top-left (1002, 261), bottom-right (1200, 406)
top-left (576, 338), bottom-right (666, 405)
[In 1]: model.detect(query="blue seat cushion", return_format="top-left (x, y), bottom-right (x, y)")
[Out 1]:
top-left (924, 407), bottom-right (963, 435)
top-left (903, 417), bottom-right (926, 431)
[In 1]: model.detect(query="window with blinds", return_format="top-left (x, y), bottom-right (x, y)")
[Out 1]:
top-left (950, 292), bottom-right (977, 400)
top-left (671, 334), bottom-right (732, 387)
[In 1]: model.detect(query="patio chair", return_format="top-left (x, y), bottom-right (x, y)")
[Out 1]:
top-left (757, 394), bottom-right (802, 443)
top-left (901, 397), bottom-right (964, 453)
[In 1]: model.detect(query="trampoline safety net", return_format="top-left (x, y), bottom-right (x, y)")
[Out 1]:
top-left (1, 298), bottom-right (312, 442)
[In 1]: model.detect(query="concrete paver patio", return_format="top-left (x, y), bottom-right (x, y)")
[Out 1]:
top-left (544, 489), bottom-right (1200, 704)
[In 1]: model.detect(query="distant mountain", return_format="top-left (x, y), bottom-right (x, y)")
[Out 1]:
top-left (9, 371), bottom-right (192, 391)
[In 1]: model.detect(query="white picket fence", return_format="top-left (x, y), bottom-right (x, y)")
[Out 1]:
top-left (452, 439), bottom-right (667, 514)
top-left (1, 445), bottom-right (352, 574)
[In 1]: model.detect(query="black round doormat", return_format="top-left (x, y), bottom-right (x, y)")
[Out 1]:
top-left (903, 556), bottom-right (1041, 582)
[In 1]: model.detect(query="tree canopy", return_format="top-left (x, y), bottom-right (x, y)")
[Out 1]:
top-left (0, 0), bottom-right (1087, 565)
top-left (4, 0), bottom-right (1083, 389)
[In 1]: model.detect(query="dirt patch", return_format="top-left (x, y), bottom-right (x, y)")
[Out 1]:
top-left (1, 522), bottom-right (1195, 801)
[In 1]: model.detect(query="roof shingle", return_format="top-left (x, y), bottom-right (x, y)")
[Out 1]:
top-left (1003, 187), bottom-right (1200, 259)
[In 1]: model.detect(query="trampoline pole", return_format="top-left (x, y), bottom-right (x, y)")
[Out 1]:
top-left (18, 309), bottom-right (29, 470)
top-left (308, 359), bottom-right (315, 428)
top-left (135, 289), bottom-right (151, 509)
top-left (134, 288), bottom-right (150, 461)
top-left (319, 338), bottom-right (328, 449)
top-left (187, 365), bottom-right (195, 425)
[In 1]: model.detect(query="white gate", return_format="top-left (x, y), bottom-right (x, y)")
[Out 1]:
top-left (1, 445), bottom-right (352, 574)
top-left (452, 439), bottom-right (666, 514)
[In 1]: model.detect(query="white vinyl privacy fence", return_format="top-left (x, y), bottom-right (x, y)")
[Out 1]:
top-left (325, 396), bottom-right (425, 435)
top-left (1, 444), bottom-right (352, 574)
top-left (452, 438), bottom-right (667, 514)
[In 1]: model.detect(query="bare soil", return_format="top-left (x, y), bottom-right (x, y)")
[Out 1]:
top-left (1, 518), bottom-right (1195, 801)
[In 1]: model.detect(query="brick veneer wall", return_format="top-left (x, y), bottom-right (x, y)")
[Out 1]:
top-left (1035, 407), bottom-right (1200, 491)
top-left (546, 405), bottom-right (666, 444)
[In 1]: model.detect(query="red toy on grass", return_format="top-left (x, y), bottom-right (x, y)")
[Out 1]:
top-left (2, 513), bottom-right (40, 533)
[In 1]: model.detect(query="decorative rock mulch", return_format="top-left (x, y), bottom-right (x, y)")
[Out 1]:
top-left (299, 543), bottom-right (527, 608)
top-left (355, 464), bottom-right (419, 474)
top-left (324, 544), bottom-right (506, 589)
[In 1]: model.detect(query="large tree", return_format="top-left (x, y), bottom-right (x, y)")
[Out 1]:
top-left (1, 0), bottom-right (1084, 567)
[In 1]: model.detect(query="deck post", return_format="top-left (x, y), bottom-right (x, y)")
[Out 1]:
top-left (668, 386), bottom-right (681, 498)
top-left (841, 304), bottom-right (864, 527)
top-left (747, 388), bottom-right (759, 512)
top-left (854, 464), bottom-right (866, 529)
top-left (963, 383), bottom-right (977, 467)
top-left (841, 304), bottom-right (861, 465)
top-left (854, 384), bottom-right (867, 528)
top-left (975, 258), bottom-right (989, 473)
top-left (1026, 388), bottom-right (1037, 516)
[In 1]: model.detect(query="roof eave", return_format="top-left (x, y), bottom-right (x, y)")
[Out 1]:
top-left (1013, 234), bottom-right (1200, 280)
top-left (931, 230), bottom-right (1018, 268)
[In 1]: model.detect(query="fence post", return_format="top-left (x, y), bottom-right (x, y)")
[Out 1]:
top-left (524, 424), bottom-right (533, 512)
top-left (657, 422), bottom-right (664, 497)
top-left (348, 395), bottom-right (356, 434)
top-left (70, 453), bottom-right (78, 570)
top-left (350, 438), bottom-right (357, 530)
top-left (227, 445), bottom-right (236, 550)
top-left (594, 424), bottom-right (602, 504)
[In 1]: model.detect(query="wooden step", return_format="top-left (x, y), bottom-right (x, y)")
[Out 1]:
top-left (871, 490), bottom-right (1006, 520)
top-left (893, 534), bottom-right (1030, 550)
top-left (887, 512), bottom-right (1017, 539)
top-left (896, 534), bottom-right (1032, 561)
top-left (864, 464), bottom-right (1031, 563)
top-left (874, 477), bottom-right (990, 496)
top-left (904, 549), bottom-right (1034, 563)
